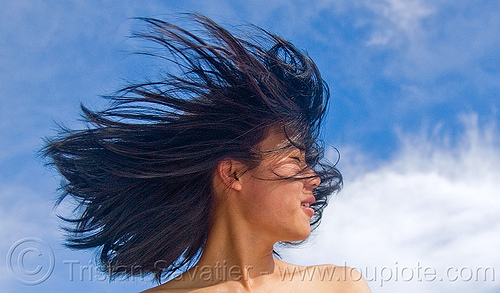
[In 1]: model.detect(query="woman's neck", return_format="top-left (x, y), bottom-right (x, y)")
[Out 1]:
top-left (188, 207), bottom-right (278, 289)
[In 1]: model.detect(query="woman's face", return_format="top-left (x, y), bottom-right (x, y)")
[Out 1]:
top-left (236, 131), bottom-right (321, 242)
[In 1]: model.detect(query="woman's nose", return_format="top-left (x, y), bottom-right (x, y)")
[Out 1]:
top-left (304, 169), bottom-right (321, 190)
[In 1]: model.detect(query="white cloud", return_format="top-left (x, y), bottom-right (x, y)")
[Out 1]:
top-left (284, 114), bottom-right (500, 292)
top-left (363, 0), bottom-right (435, 46)
top-left (370, 0), bottom-right (500, 94)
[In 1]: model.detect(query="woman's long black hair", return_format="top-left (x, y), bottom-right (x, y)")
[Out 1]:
top-left (42, 14), bottom-right (342, 281)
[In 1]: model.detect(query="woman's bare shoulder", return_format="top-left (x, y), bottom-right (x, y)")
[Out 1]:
top-left (142, 261), bottom-right (371, 293)
top-left (309, 264), bottom-right (371, 293)
top-left (140, 276), bottom-right (239, 293)
top-left (141, 284), bottom-right (228, 293)
top-left (139, 277), bottom-right (195, 293)
top-left (275, 260), bottom-right (371, 292)
top-left (140, 284), bottom-right (189, 293)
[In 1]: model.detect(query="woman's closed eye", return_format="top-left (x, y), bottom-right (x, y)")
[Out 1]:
top-left (272, 157), bottom-right (309, 178)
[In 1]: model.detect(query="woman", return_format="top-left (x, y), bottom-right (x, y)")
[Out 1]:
top-left (43, 14), bottom-right (370, 292)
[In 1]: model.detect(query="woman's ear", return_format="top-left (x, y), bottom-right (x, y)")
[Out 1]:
top-left (216, 160), bottom-right (244, 191)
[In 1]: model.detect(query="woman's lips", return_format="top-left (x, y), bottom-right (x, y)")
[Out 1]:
top-left (301, 205), bottom-right (315, 216)
top-left (301, 196), bottom-right (315, 216)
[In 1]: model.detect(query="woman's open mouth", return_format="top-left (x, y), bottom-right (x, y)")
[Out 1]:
top-left (301, 197), bottom-right (315, 216)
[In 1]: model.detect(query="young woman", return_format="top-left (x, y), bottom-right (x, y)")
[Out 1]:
top-left (44, 14), bottom-right (370, 292)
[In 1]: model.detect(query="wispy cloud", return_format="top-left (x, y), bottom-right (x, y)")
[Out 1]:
top-left (362, 0), bottom-right (435, 45)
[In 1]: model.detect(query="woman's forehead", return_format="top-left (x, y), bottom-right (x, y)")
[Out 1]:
top-left (257, 131), bottom-right (288, 151)
top-left (256, 131), bottom-right (304, 158)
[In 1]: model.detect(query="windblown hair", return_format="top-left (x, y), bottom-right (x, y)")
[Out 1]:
top-left (42, 14), bottom-right (342, 281)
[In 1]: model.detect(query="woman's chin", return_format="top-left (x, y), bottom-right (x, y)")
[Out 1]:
top-left (280, 227), bottom-right (311, 242)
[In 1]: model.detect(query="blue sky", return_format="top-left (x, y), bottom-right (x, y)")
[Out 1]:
top-left (1, 1), bottom-right (499, 292)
